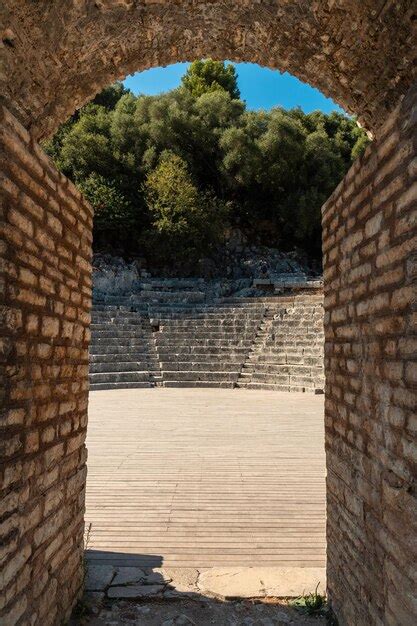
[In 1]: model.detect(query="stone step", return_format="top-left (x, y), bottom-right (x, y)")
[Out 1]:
top-left (269, 326), bottom-right (324, 333)
top-left (262, 347), bottom-right (323, 355)
top-left (151, 311), bottom-right (321, 320)
top-left (92, 309), bottom-right (142, 314)
top-left (249, 356), bottom-right (323, 366)
top-left (221, 296), bottom-right (323, 304)
top-left (90, 361), bottom-right (151, 373)
top-left (92, 304), bottom-right (131, 310)
top-left (153, 317), bottom-right (265, 324)
top-left (91, 315), bottom-right (145, 322)
top-left (155, 339), bottom-right (253, 347)
top-left (158, 325), bottom-right (258, 331)
top-left (158, 325), bottom-right (259, 331)
top-left (155, 332), bottom-right (257, 340)
top-left (151, 310), bottom-right (267, 318)
top-left (156, 347), bottom-right (249, 356)
top-left (157, 356), bottom-right (245, 364)
top-left (90, 346), bottom-right (153, 362)
top-left (162, 371), bottom-right (239, 382)
top-left (245, 364), bottom-right (324, 375)
top-left (92, 309), bottom-right (137, 315)
top-left (268, 339), bottom-right (324, 346)
top-left (249, 372), bottom-right (324, 385)
top-left (137, 290), bottom-right (206, 302)
top-left (159, 323), bottom-right (261, 331)
top-left (236, 382), bottom-right (317, 392)
top-left (91, 325), bottom-right (147, 339)
top-left (89, 372), bottom-right (151, 384)
top-left (90, 338), bottom-right (147, 346)
top-left (160, 361), bottom-right (244, 370)
top-left (158, 317), bottom-right (263, 324)
top-left (269, 324), bottom-right (323, 331)
top-left (91, 320), bottom-right (146, 327)
top-left (163, 381), bottom-right (235, 389)
top-left (89, 382), bottom-right (154, 390)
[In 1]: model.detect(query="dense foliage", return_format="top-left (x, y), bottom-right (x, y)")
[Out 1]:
top-left (44, 60), bottom-right (368, 270)
top-left (144, 152), bottom-right (229, 267)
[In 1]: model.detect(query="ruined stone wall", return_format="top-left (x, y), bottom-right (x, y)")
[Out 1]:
top-left (322, 82), bottom-right (417, 625)
top-left (0, 104), bottom-right (93, 625)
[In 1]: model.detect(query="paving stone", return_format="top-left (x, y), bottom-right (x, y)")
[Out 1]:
top-left (197, 567), bottom-right (326, 600)
top-left (82, 592), bottom-right (105, 616)
top-left (143, 569), bottom-right (173, 585)
top-left (85, 564), bottom-right (116, 591)
top-left (159, 568), bottom-right (199, 593)
top-left (166, 615), bottom-right (197, 626)
top-left (111, 566), bottom-right (146, 586)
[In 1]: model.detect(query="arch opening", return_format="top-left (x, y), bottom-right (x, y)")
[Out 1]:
top-left (1, 3), bottom-right (417, 625)
top-left (2, 1), bottom-right (417, 140)
top-left (74, 65), bottom-right (331, 590)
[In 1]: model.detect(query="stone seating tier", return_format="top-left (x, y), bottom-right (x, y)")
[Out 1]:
top-left (89, 296), bottom-right (324, 391)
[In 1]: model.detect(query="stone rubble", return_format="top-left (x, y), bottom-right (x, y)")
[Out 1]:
top-left (92, 246), bottom-right (318, 304)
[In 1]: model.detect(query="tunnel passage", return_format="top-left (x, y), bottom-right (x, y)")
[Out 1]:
top-left (1, 2), bottom-right (416, 624)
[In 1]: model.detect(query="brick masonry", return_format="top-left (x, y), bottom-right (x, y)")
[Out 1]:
top-left (0, 74), bottom-right (416, 626)
top-left (1, 1), bottom-right (417, 140)
top-left (0, 104), bottom-right (93, 625)
top-left (322, 83), bottom-right (417, 624)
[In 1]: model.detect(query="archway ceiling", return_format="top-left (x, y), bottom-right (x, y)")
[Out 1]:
top-left (1, 0), bottom-right (416, 140)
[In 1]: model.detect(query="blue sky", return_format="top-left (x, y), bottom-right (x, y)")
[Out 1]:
top-left (123, 62), bottom-right (344, 115)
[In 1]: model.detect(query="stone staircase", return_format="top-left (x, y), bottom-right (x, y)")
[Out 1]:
top-left (89, 305), bottom-right (161, 390)
top-left (236, 299), bottom-right (324, 392)
top-left (89, 294), bottom-right (324, 392)
top-left (236, 308), bottom-right (276, 386)
top-left (152, 303), bottom-right (266, 388)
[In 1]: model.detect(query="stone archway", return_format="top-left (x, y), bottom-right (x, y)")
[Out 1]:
top-left (1, 3), bottom-right (416, 625)
top-left (2, 1), bottom-right (417, 139)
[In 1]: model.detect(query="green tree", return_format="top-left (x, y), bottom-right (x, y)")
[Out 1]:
top-left (78, 173), bottom-right (138, 251)
top-left (44, 73), bottom-right (370, 266)
top-left (93, 82), bottom-right (129, 111)
top-left (143, 152), bottom-right (228, 270)
top-left (181, 59), bottom-right (240, 99)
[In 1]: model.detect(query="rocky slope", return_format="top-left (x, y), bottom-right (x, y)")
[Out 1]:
top-left (93, 240), bottom-right (320, 303)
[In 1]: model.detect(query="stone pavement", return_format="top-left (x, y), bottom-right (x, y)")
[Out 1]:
top-left (74, 564), bottom-right (327, 625)
top-left (84, 565), bottom-right (325, 599)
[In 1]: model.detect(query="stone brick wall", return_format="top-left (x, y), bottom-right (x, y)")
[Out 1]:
top-left (0, 104), bottom-right (93, 625)
top-left (1, 79), bottom-right (416, 626)
top-left (322, 82), bottom-right (417, 625)
top-left (2, 1), bottom-right (416, 140)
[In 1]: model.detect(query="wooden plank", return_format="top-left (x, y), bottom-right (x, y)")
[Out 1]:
top-left (85, 388), bottom-right (326, 567)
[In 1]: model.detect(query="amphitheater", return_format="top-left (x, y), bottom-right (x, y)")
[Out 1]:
top-left (1, 2), bottom-right (416, 625)
top-left (89, 286), bottom-right (324, 392)
top-left (84, 285), bottom-right (327, 603)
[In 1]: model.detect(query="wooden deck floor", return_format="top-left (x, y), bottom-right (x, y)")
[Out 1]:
top-left (86, 389), bottom-right (326, 568)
